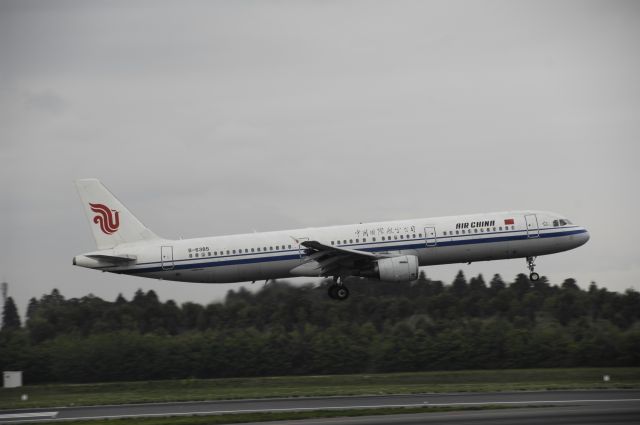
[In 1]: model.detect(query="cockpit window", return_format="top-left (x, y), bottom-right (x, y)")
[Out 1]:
top-left (559, 219), bottom-right (567, 226)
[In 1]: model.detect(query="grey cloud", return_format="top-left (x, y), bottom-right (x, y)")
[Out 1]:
top-left (23, 90), bottom-right (68, 114)
top-left (1, 0), bottom-right (639, 317)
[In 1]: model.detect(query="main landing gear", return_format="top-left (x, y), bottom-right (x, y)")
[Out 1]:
top-left (526, 256), bottom-right (540, 281)
top-left (328, 277), bottom-right (350, 300)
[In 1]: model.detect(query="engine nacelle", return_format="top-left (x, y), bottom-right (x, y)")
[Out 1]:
top-left (373, 255), bottom-right (419, 282)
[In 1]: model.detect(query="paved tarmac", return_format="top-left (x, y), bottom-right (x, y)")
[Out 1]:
top-left (0, 389), bottom-right (638, 423)
top-left (234, 402), bottom-right (640, 425)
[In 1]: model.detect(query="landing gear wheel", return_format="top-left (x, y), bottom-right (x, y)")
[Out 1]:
top-left (526, 256), bottom-right (539, 281)
top-left (335, 285), bottom-right (350, 300)
top-left (328, 283), bottom-right (349, 300)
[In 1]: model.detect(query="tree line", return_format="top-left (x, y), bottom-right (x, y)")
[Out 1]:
top-left (1, 271), bottom-right (639, 384)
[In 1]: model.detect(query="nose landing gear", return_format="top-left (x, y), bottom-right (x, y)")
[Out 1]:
top-left (328, 276), bottom-right (350, 300)
top-left (526, 256), bottom-right (540, 281)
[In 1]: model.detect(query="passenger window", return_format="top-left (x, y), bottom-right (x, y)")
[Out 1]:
top-left (400, 235), bottom-right (403, 239)
top-left (373, 237), bottom-right (376, 241)
top-left (189, 254), bottom-right (193, 258)
top-left (413, 234), bottom-right (416, 238)
top-left (356, 239), bottom-right (359, 243)
top-left (480, 228), bottom-right (484, 232)
top-left (363, 238), bottom-right (366, 242)
top-left (257, 247), bottom-right (261, 252)
top-left (474, 229), bottom-right (478, 233)
top-left (493, 227), bottom-right (496, 231)
top-left (288, 245), bottom-right (292, 249)
top-left (456, 230), bottom-right (459, 235)
top-left (382, 236), bottom-right (385, 241)
top-left (419, 233), bottom-right (422, 237)
top-left (263, 247), bottom-right (267, 251)
top-left (331, 241), bottom-right (334, 245)
top-left (349, 239), bottom-right (353, 243)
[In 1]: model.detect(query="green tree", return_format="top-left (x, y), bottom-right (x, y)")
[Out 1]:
top-left (451, 270), bottom-right (468, 297)
top-left (3, 273), bottom-right (639, 384)
top-left (2, 297), bottom-right (21, 331)
top-left (489, 274), bottom-right (506, 294)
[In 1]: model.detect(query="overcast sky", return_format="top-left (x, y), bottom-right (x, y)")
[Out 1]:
top-left (1, 0), bottom-right (639, 317)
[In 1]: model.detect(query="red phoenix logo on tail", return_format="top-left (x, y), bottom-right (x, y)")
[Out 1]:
top-left (90, 203), bottom-right (120, 234)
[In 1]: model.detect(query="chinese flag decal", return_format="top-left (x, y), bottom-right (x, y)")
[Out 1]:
top-left (504, 218), bottom-right (515, 225)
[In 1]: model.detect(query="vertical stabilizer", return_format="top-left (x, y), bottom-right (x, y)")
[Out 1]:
top-left (75, 179), bottom-right (159, 249)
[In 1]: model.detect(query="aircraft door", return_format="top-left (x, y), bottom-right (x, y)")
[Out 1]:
top-left (161, 246), bottom-right (174, 270)
top-left (525, 214), bottom-right (539, 238)
top-left (424, 226), bottom-right (437, 247)
top-left (296, 237), bottom-right (310, 259)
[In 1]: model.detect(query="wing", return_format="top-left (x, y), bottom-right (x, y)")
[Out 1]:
top-left (289, 240), bottom-right (390, 277)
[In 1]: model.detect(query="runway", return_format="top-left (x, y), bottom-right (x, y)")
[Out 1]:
top-left (235, 403), bottom-right (640, 425)
top-left (0, 389), bottom-right (638, 423)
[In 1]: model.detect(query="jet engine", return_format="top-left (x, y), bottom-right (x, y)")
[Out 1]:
top-left (363, 255), bottom-right (419, 282)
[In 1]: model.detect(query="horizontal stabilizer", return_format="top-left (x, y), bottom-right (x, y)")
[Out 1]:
top-left (86, 254), bottom-right (137, 263)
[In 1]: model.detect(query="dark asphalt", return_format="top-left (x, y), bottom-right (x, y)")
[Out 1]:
top-left (234, 403), bottom-right (640, 425)
top-left (0, 389), bottom-right (638, 423)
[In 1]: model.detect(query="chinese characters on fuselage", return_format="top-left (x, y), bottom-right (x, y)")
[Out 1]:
top-left (355, 225), bottom-right (416, 237)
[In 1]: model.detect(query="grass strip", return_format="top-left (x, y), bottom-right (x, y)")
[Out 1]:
top-left (1, 367), bottom-right (638, 410)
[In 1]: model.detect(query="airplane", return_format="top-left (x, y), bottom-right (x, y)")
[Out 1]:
top-left (73, 179), bottom-right (590, 300)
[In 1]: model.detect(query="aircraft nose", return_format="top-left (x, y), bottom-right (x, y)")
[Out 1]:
top-left (578, 228), bottom-right (590, 246)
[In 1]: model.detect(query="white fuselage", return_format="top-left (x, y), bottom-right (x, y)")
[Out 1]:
top-left (74, 210), bottom-right (590, 284)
